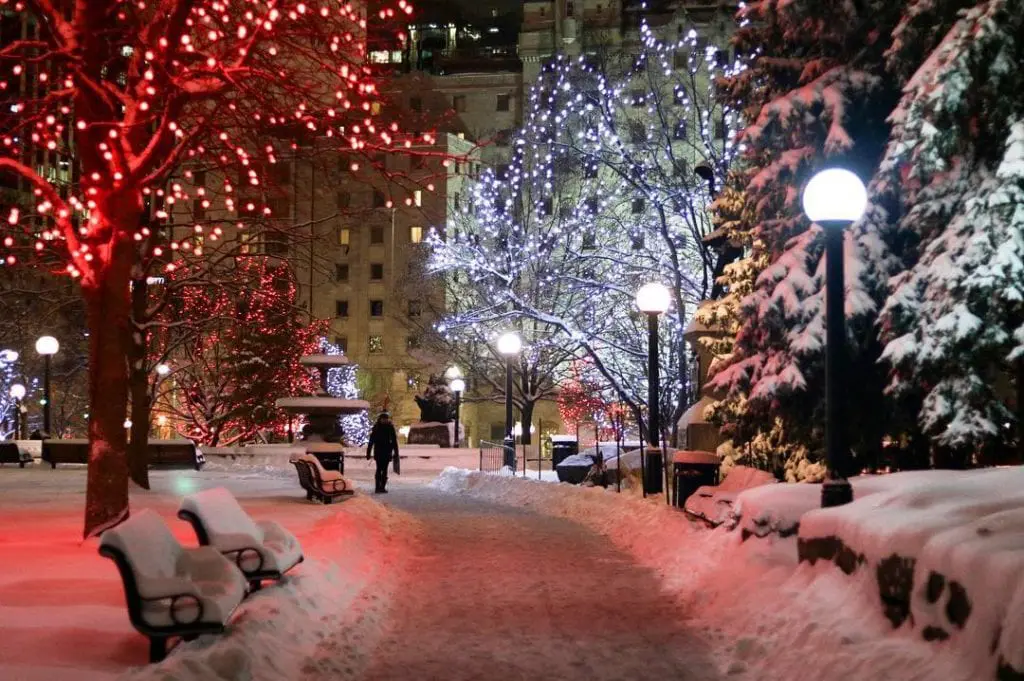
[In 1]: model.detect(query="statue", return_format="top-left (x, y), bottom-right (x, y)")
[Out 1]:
top-left (413, 374), bottom-right (456, 423)
top-left (408, 374), bottom-right (461, 446)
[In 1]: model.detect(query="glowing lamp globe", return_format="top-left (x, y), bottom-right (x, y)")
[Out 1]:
top-left (35, 336), bottom-right (59, 356)
top-left (1, 349), bottom-right (18, 363)
top-left (9, 383), bottom-right (25, 400)
top-left (156, 363), bottom-right (171, 376)
top-left (445, 366), bottom-right (463, 380)
top-left (635, 283), bottom-right (671, 314)
top-left (802, 169), bottom-right (868, 224)
top-left (450, 378), bottom-right (466, 393)
top-left (497, 332), bottom-right (522, 356)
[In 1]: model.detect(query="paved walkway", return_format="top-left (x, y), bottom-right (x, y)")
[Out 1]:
top-left (357, 487), bottom-right (720, 681)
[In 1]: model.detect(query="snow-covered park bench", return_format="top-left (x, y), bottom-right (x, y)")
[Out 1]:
top-left (291, 453), bottom-right (354, 503)
top-left (98, 509), bottom-right (247, 663)
top-left (178, 487), bottom-right (304, 591)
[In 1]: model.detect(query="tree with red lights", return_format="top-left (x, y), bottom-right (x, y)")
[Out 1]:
top-left (152, 257), bottom-right (323, 447)
top-left (0, 0), bottom-right (416, 536)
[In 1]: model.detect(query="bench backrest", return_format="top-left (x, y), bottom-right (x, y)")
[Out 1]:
top-left (298, 453), bottom-right (330, 481)
top-left (179, 487), bottom-right (263, 544)
top-left (292, 459), bottom-right (316, 491)
top-left (99, 509), bottom-right (183, 584)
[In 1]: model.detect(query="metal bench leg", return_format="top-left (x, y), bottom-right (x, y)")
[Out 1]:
top-left (149, 636), bottom-right (167, 663)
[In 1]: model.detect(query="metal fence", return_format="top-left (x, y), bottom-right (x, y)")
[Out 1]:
top-left (479, 440), bottom-right (513, 473)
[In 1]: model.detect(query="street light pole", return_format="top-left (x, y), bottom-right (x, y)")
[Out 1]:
top-left (450, 378), bottom-right (465, 449)
top-left (635, 283), bottom-right (670, 496)
top-left (35, 336), bottom-right (59, 436)
top-left (496, 332), bottom-right (522, 470)
top-left (802, 168), bottom-right (868, 508)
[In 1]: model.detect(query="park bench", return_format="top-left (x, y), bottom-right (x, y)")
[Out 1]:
top-left (178, 487), bottom-right (303, 591)
top-left (291, 453), bottom-right (354, 503)
top-left (98, 509), bottom-right (247, 663)
top-left (0, 441), bottom-right (29, 467)
top-left (42, 438), bottom-right (203, 469)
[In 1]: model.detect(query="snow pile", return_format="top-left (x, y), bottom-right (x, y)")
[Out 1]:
top-left (684, 465), bottom-right (776, 526)
top-left (800, 467), bottom-right (1024, 680)
top-left (433, 467), bottom-right (979, 681)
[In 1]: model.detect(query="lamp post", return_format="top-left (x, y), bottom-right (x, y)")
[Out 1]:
top-left (496, 332), bottom-right (522, 470)
top-left (9, 383), bottom-right (25, 440)
top-left (636, 282), bottom-right (671, 495)
top-left (450, 377), bottom-right (465, 448)
top-left (802, 168), bottom-right (868, 508)
top-left (35, 336), bottom-right (59, 436)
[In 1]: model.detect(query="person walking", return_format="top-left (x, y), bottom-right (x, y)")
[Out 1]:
top-left (366, 412), bottom-right (400, 493)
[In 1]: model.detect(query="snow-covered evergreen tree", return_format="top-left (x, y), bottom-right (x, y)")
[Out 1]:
top-left (877, 0), bottom-right (1024, 465)
top-left (710, 0), bottom-right (906, 474)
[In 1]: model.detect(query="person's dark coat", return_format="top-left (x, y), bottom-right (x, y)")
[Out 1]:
top-left (367, 421), bottom-right (400, 473)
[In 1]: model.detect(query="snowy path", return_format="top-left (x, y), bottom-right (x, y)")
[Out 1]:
top-left (352, 486), bottom-right (720, 681)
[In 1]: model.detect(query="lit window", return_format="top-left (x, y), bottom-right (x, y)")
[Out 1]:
top-left (369, 335), bottom-right (383, 354)
top-left (410, 226), bottom-right (423, 243)
top-left (370, 50), bottom-right (390, 63)
top-left (338, 228), bottom-right (350, 246)
top-left (414, 190), bottom-right (422, 207)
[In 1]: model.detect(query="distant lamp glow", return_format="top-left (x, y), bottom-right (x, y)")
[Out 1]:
top-left (802, 168), bottom-right (867, 224)
top-left (1, 349), bottom-right (18, 363)
top-left (445, 366), bottom-right (463, 380)
top-left (450, 378), bottom-right (466, 393)
top-left (156, 415), bottom-right (168, 426)
top-left (9, 383), bottom-right (25, 400)
top-left (35, 336), bottom-right (59, 355)
top-left (156, 363), bottom-right (171, 376)
top-left (496, 332), bottom-right (522, 356)
top-left (513, 422), bottom-right (523, 437)
top-left (635, 282), bottom-right (671, 314)
top-left (123, 419), bottom-right (133, 429)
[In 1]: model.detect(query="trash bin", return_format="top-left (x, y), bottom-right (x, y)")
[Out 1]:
top-left (549, 435), bottom-right (578, 470)
top-left (556, 453), bottom-right (596, 484)
top-left (672, 450), bottom-right (721, 507)
top-left (645, 447), bottom-right (664, 495)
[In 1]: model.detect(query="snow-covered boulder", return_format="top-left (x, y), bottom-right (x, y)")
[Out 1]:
top-left (797, 468), bottom-right (1024, 680)
top-left (685, 465), bottom-right (777, 526)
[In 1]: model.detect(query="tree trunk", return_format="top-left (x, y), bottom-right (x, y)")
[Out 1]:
top-left (127, 277), bottom-right (150, 489)
top-left (520, 400), bottom-right (535, 445)
top-left (83, 242), bottom-right (133, 538)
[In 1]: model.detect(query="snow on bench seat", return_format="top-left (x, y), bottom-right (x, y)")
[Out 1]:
top-left (99, 509), bottom-right (247, 662)
top-left (178, 487), bottom-right (303, 589)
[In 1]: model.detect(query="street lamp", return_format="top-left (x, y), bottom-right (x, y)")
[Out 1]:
top-left (450, 377), bottom-right (465, 449)
top-left (496, 331), bottom-right (522, 470)
top-left (35, 335), bottom-right (59, 436)
top-left (445, 366), bottom-right (462, 380)
top-left (155, 363), bottom-right (171, 377)
top-left (636, 282), bottom-right (671, 495)
top-left (802, 168), bottom-right (868, 508)
top-left (9, 383), bottom-right (25, 440)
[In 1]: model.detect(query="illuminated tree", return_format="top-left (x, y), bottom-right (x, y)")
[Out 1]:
top-left (0, 0), bottom-right (417, 535)
top-left (153, 257), bottom-right (324, 446)
top-left (429, 21), bottom-right (742, 444)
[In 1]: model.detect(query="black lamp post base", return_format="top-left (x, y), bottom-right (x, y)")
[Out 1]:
top-left (644, 447), bottom-right (664, 495)
top-left (821, 478), bottom-right (854, 507)
top-left (502, 437), bottom-right (516, 470)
